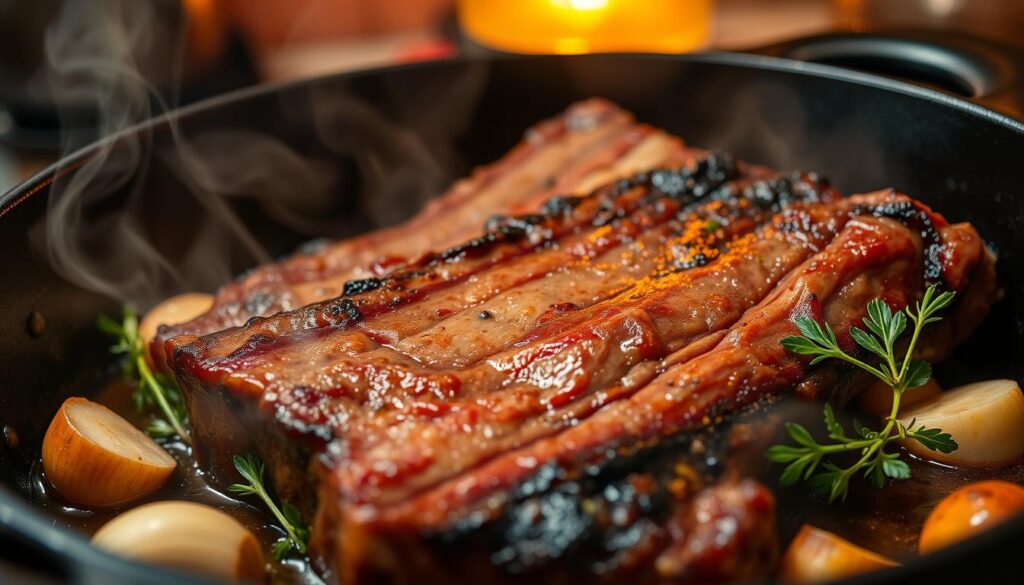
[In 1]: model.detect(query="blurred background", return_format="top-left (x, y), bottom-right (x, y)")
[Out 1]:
top-left (1, 0), bottom-right (1022, 190)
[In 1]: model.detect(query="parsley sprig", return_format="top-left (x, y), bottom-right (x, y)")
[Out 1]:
top-left (767, 285), bottom-right (958, 502)
top-left (229, 454), bottom-right (309, 560)
top-left (98, 307), bottom-right (190, 442)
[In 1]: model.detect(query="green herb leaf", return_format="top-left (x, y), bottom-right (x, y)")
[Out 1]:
top-left (865, 460), bottom-right (886, 489)
top-left (828, 473), bottom-right (851, 503)
top-left (272, 538), bottom-right (295, 561)
top-left (780, 455), bottom-right (816, 485)
top-left (785, 422), bottom-right (818, 448)
top-left (852, 418), bottom-right (874, 440)
top-left (864, 299), bottom-right (891, 338)
top-left (908, 426), bottom-right (959, 453)
top-left (886, 311), bottom-right (907, 347)
top-left (768, 285), bottom-right (958, 504)
top-left (903, 359), bottom-right (932, 389)
top-left (282, 503), bottom-right (310, 543)
top-left (806, 463), bottom-right (843, 496)
top-left (794, 316), bottom-right (837, 349)
top-left (780, 335), bottom-right (827, 356)
top-left (99, 306), bottom-right (189, 442)
top-left (912, 288), bottom-right (956, 326)
top-left (232, 454), bottom-right (263, 487)
top-left (849, 326), bottom-right (886, 360)
top-left (231, 453), bottom-right (308, 560)
top-left (881, 456), bottom-right (911, 480)
top-left (822, 404), bottom-right (848, 442)
top-left (145, 418), bottom-right (177, 438)
top-left (96, 314), bottom-right (124, 337)
top-left (765, 445), bottom-right (809, 463)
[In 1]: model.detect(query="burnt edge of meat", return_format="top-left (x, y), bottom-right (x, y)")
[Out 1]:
top-left (857, 197), bottom-right (946, 284)
top-left (344, 277), bottom-right (385, 296)
top-left (337, 153), bottom-right (830, 299)
top-left (416, 402), bottom-right (771, 582)
top-left (339, 152), bottom-right (743, 294)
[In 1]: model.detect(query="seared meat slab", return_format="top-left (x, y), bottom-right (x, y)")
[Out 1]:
top-left (166, 104), bottom-right (998, 583)
top-left (152, 99), bottom-right (693, 370)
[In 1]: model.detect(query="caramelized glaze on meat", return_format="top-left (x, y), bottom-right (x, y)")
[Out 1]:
top-left (152, 100), bottom-right (697, 371)
top-left (163, 103), bottom-right (998, 584)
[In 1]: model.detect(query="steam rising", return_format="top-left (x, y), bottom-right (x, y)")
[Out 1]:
top-left (37, 0), bottom-right (476, 309)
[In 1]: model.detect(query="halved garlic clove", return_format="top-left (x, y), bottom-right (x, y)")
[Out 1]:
top-left (858, 378), bottom-right (942, 417)
top-left (139, 293), bottom-right (214, 363)
top-left (92, 501), bottom-right (265, 582)
top-left (779, 525), bottom-right (897, 583)
top-left (898, 379), bottom-right (1024, 467)
top-left (919, 480), bottom-right (1024, 554)
top-left (42, 397), bottom-right (176, 507)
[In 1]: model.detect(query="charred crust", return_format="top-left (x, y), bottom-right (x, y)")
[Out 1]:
top-left (540, 195), bottom-right (583, 216)
top-left (436, 422), bottom-right (740, 577)
top-left (327, 299), bottom-right (364, 323)
top-left (344, 277), bottom-right (385, 296)
top-left (740, 172), bottom-right (831, 212)
top-left (852, 198), bottom-right (945, 284)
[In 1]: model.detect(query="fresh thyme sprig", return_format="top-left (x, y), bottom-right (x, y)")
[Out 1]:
top-left (767, 285), bottom-right (959, 502)
top-left (229, 454), bottom-right (309, 560)
top-left (98, 307), bottom-right (190, 442)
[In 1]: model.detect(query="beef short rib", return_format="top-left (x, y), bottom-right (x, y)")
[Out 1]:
top-left (165, 103), bottom-right (999, 584)
top-left (151, 99), bottom-right (696, 371)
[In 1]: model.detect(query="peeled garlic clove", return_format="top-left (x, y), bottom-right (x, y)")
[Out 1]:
top-left (919, 480), bottom-right (1024, 554)
top-left (139, 293), bottom-right (214, 363)
top-left (42, 397), bottom-right (176, 507)
top-left (858, 378), bottom-right (942, 417)
top-left (779, 525), bottom-right (897, 583)
top-left (92, 501), bottom-right (265, 582)
top-left (898, 379), bottom-right (1024, 467)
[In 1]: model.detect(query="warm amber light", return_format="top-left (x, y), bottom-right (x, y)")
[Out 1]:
top-left (458, 0), bottom-right (712, 55)
top-left (557, 0), bottom-right (610, 10)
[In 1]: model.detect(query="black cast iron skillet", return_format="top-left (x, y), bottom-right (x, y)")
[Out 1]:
top-left (2, 31), bottom-right (1024, 584)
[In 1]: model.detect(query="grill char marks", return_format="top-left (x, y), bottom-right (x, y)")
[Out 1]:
top-left (315, 192), bottom-right (994, 584)
top-left (167, 152), bottom-right (788, 381)
top-left (324, 185), bottom-right (849, 508)
top-left (170, 156), bottom-right (833, 406)
top-left (151, 99), bottom-right (692, 370)
top-left (313, 192), bottom-right (934, 511)
top-left (165, 106), bottom-right (999, 584)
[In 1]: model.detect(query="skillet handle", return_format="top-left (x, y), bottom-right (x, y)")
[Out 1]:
top-left (750, 31), bottom-right (1024, 119)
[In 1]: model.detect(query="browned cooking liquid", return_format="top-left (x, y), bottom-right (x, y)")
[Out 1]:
top-left (28, 376), bottom-right (1024, 582)
top-left (28, 379), bottom-right (323, 585)
top-left (765, 395), bottom-right (1024, 559)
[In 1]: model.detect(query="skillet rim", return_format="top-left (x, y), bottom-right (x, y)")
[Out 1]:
top-left (5, 49), bottom-right (1024, 213)
top-left (1, 50), bottom-right (1023, 584)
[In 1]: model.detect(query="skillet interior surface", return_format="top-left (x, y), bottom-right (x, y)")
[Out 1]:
top-left (2, 53), bottom-right (1024, 584)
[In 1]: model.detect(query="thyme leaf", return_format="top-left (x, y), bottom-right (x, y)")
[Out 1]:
top-left (229, 454), bottom-right (309, 560)
top-left (768, 285), bottom-right (959, 502)
top-left (99, 307), bottom-right (189, 442)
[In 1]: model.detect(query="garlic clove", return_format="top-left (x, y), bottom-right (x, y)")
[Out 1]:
top-left (42, 397), bottom-right (175, 507)
top-left (92, 501), bottom-right (266, 582)
top-left (898, 379), bottom-right (1024, 467)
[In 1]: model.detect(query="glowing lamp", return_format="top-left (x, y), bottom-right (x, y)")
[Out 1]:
top-left (458, 0), bottom-right (712, 55)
